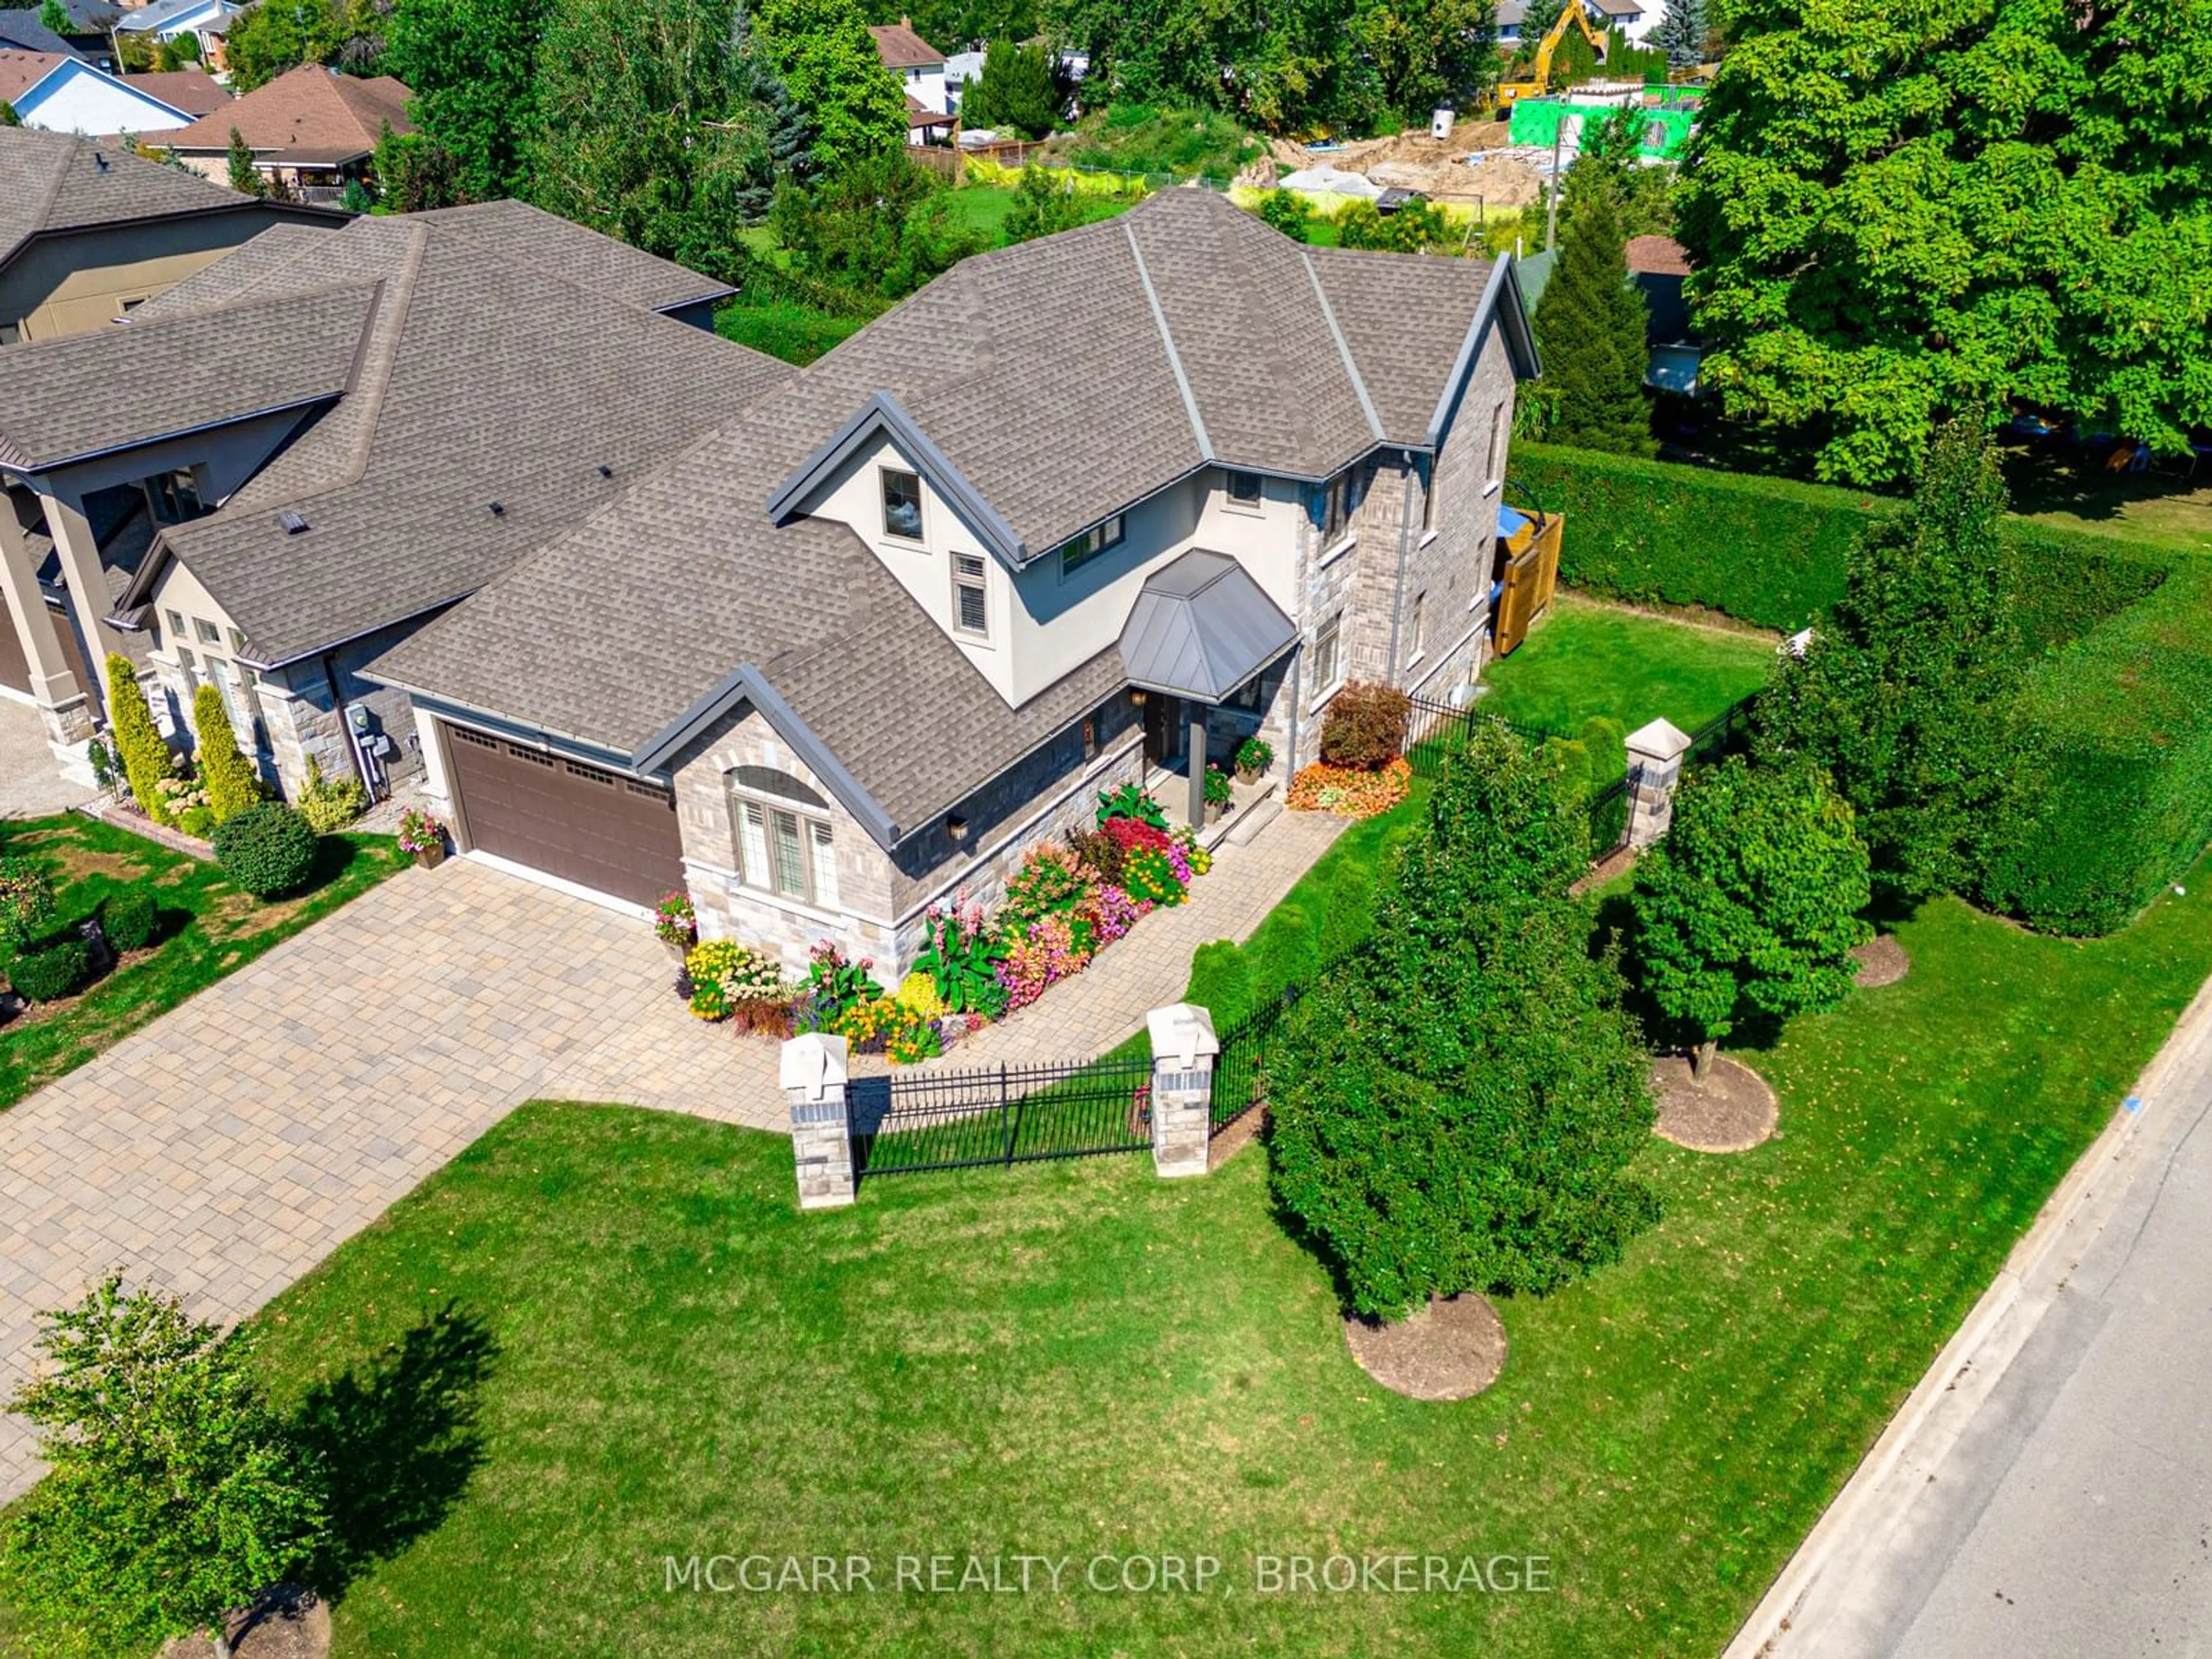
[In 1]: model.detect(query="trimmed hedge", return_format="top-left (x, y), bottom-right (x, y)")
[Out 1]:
top-left (1516, 442), bottom-right (2168, 649)
top-left (101, 884), bottom-right (158, 952)
top-left (211, 802), bottom-right (319, 899)
top-left (1984, 565), bottom-right (2212, 935)
top-left (10, 934), bottom-right (91, 1002)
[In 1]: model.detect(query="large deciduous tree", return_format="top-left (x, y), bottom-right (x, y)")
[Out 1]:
top-left (1269, 723), bottom-right (1660, 1319)
top-left (382, 0), bottom-right (547, 202)
top-left (1678, 0), bottom-right (2212, 487)
top-left (755, 0), bottom-right (909, 176)
top-left (1631, 757), bottom-right (1872, 1076)
top-left (219, 0), bottom-right (384, 91)
top-left (1532, 175), bottom-right (1652, 453)
top-left (1755, 417), bottom-right (2023, 901)
top-left (1349, 0), bottom-right (1497, 128)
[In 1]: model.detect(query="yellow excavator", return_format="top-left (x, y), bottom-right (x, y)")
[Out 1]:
top-left (1494, 3), bottom-right (1609, 110)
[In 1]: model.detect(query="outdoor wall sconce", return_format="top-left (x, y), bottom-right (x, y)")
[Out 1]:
top-left (946, 815), bottom-right (969, 843)
top-left (1129, 688), bottom-right (1147, 706)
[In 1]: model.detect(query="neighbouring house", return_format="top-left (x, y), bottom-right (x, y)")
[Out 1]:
top-left (365, 191), bottom-right (1539, 977)
top-left (1498, 0), bottom-right (1658, 48)
top-left (0, 9), bottom-right (82, 57)
top-left (0, 123), bottom-right (336, 343)
top-left (163, 63), bottom-right (411, 198)
top-left (0, 1), bottom-right (120, 66)
top-left (943, 47), bottom-right (982, 112)
top-left (0, 199), bottom-right (755, 800)
top-left (870, 19), bottom-right (947, 118)
top-left (904, 92), bottom-right (953, 147)
top-left (0, 46), bottom-right (192, 134)
top-left (122, 66), bottom-right (226, 118)
top-left (1624, 233), bottom-right (1698, 393)
top-left (110, 0), bottom-right (235, 66)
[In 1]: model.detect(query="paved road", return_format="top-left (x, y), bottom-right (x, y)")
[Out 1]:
top-left (1768, 988), bottom-right (2212, 1659)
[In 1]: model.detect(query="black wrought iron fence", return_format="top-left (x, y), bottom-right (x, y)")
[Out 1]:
top-left (1403, 696), bottom-right (1563, 784)
top-left (850, 1052), bottom-right (1156, 1179)
top-left (1210, 986), bottom-right (1301, 1135)
top-left (1683, 698), bottom-right (1756, 770)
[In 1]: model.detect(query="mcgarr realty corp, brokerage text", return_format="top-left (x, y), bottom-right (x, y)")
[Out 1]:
top-left (665, 1554), bottom-right (1556, 1596)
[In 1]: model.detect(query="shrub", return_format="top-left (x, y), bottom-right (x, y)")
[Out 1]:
top-left (1319, 681), bottom-right (1412, 771)
top-left (0, 858), bottom-right (57, 951)
top-left (176, 806), bottom-right (215, 840)
top-left (294, 756), bottom-right (366, 834)
top-left (1069, 827), bottom-right (1126, 887)
top-left (105, 654), bottom-right (172, 824)
top-left (100, 884), bottom-right (158, 952)
top-left (1003, 843), bottom-right (1093, 931)
top-left (192, 683), bottom-right (261, 823)
top-left (1579, 715), bottom-right (1628, 849)
top-left (1095, 783), bottom-right (1168, 830)
top-left (1286, 757), bottom-right (1412, 819)
top-left (210, 802), bottom-right (319, 899)
top-left (1185, 939), bottom-right (1254, 1029)
top-left (8, 934), bottom-right (90, 1002)
top-left (1257, 190), bottom-right (1312, 242)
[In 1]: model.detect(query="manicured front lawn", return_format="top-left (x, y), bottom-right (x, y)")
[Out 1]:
top-left (172, 839), bottom-right (2212, 1658)
top-left (1478, 594), bottom-right (1776, 734)
top-left (0, 813), bottom-right (403, 1112)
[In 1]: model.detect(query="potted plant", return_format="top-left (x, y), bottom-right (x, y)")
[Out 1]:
top-left (1234, 736), bottom-right (1274, 783)
top-left (653, 890), bottom-right (696, 958)
top-left (397, 807), bottom-right (448, 869)
top-left (1203, 765), bottom-right (1233, 824)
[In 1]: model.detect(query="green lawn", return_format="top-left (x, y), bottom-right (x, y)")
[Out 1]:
top-left (715, 300), bottom-right (870, 367)
top-left (938, 183), bottom-right (1139, 246)
top-left (103, 804), bottom-right (2212, 1657)
top-left (0, 813), bottom-right (403, 1112)
top-left (1478, 594), bottom-right (1777, 735)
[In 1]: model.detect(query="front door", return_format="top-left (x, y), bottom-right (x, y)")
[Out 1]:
top-left (1142, 694), bottom-right (1182, 770)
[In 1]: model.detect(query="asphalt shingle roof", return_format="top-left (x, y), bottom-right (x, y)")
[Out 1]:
top-left (0, 123), bottom-right (256, 271)
top-left (168, 64), bottom-right (411, 162)
top-left (370, 192), bottom-right (1508, 839)
top-left (122, 68), bottom-right (229, 117)
top-left (0, 12), bottom-right (79, 54)
top-left (869, 22), bottom-right (943, 67)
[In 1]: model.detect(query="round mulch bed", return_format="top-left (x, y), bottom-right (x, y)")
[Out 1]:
top-left (159, 1587), bottom-right (329, 1659)
top-left (1651, 1054), bottom-right (1779, 1153)
top-left (1344, 1293), bottom-right (1506, 1401)
top-left (1851, 933), bottom-right (1911, 989)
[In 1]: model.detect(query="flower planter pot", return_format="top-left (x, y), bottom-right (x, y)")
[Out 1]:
top-left (1236, 764), bottom-right (1262, 784)
top-left (1204, 800), bottom-right (1228, 825)
top-left (661, 935), bottom-right (692, 962)
top-left (413, 843), bottom-right (446, 870)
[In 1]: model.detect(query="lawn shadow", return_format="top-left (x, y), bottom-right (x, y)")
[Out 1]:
top-left (300, 834), bottom-right (362, 894)
top-left (294, 1301), bottom-right (496, 1601)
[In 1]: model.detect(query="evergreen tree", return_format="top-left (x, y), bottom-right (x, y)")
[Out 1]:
top-left (224, 127), bottom-right (265, 197)
top-left (1754, 418), bottom-right (2022, 901)
top-left (0, 1278), bottom-right (327, 1659)
top-left (1269, 724), bottom-right (1659, 1319)
top-left (192, 682), bottom-right (260, 823)
top-left (1631, 757), bottom-right (1872, 1077)
top-left (1532, 178), bottom-right (1650, 453)
top-left (1649, 0), bottom-right (1705, 69)
top-left (729, 0), bottom-right (813, 219)
top-left (0, 99), bottom-right (19, 127)
top-left (104, 654), bottom-right (172, 826)
top-left (959, 37), bottom-right (1063, 139)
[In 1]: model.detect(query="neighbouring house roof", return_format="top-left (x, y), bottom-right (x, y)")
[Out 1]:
top-left (0, 123), bottom-right (277, 273)
top-left (0, 46), bottom-right (73, 101)
top-left (1496, 1), bottom-right (1526, 24)
top-left (904, 93), bottom-right (952, 130)
top-left (368, 190), bottom-right (1541, 846)
top-left (0, 282), bottom-right (373, 469)
top-left (1119, 549), bottom-right (1297, 702)
top-left (112, 0), bottom-right (230, 31)
top-left (67, 200), bottom-right (770, 665)
top-left (123, 67), bottom-right (228, 117)
top-left (1586, 0), bottom-right (1642, 14)
top-left (869, 21), bottom-right (943, 69)
top-left (166, 64), bottom-right (411, 164)
top-left (0, 11), bottom-right (81, 55)
top-left (1624, 233), bottom-right (1691, 277)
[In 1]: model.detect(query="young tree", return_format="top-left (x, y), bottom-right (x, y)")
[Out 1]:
top-left (1269, 723), bottom-right (1660, 1319)
top-left (959, 37), bottom-right (1064, 139)
top-left (1632, 757), bottom-right (1871, 1077)
top-left (753, 0), bottom-right (908, 177)
top-left (1679, 1), bottom-right (2212, 487)
top-left (0, 98), bottom-right (19, 127)
top-left (372, 121), bottom-right (464, 210)
top-left (104, 653), bottom-right (173, 825)
top-left (382, 0), bottom-right (547, 202)
top-left (1649, 0), bottom-right (1705, 69)
top-left (1755, 417), bottom-right (2022, 901)
top-left (0, 1278), bottom-right (328, 1659)
top-left (1257, 187), bottom-right (1312, 243)
top-left (769, 148), bottom-right (982, 293)
top-left (38, 0), bottom-right (69, 34)
top-left (1002, 163), bottom-right (1079, 242)
top-left (192, 683), bottom-right (260, 823)
top-left (1532, 177), bottom-right (1650, 453)
top-left (225, 126), bottom-right (266, 196)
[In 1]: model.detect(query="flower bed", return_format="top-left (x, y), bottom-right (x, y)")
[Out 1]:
top-left (1288, 756), bottom-right (1412, 819)
top-left (669, 787), bottom-right (1210, 1062)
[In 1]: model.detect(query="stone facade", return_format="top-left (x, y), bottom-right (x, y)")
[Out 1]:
top-left (782, 1033), bottom-right (856, 1210)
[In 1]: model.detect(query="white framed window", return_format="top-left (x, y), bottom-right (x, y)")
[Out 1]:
top-left (1312, 613), bottom-right (1342, 694)
top-left (952, 552), bottom-right (989, 637)
top-left (1225, 469), bottom-right (1263, 507)
top-left (1056, 514), bottom-right (1124, 579)
top-left (881, 467), bottom-right (923, 541)
top-left (165, 608), bottom-right (185, 638)
top-left (1421, 458), bottom-right (1439, 533)
top-left (728, 768), bottom-right (840, 909)
top-left (1406, 592), bottom-right (1426, 665)
top-left (175, 645), bottom-right (199, 687)
top-left (194, 616), bottom-right (221, 645)
top-left (1486, 399), bottom-right (1508, 489)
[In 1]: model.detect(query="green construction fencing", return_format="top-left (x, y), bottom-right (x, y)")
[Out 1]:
top-left (1506, 99), bottom-right (1694, 160)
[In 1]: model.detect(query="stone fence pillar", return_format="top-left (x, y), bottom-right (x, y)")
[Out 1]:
top-left (1624, 717), bottom-right (1693, 849)
top-left (1146, 1002), bottom-right (1219, 1180)
top-left (782, 1032), bottom-right (854, 1211)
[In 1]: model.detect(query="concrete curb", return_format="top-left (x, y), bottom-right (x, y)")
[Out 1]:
top-left (1722, 969), bottom-right (2212, 1659)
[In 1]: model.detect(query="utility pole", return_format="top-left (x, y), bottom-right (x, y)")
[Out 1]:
top-left (1544, 117), bottom-right (1565, 251)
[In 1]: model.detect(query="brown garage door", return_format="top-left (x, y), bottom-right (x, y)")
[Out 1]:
top-left (444, 724), bottom-right (683, 908)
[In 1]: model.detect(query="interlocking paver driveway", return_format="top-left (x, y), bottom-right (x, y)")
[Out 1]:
top-left (0, 858), bottom-right (784, 1501)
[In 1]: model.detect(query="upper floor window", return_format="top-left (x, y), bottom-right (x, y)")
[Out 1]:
top-left (193, 617), bottom-right (221, 645)
top-left (881, 467), bottom-right (923, 541)
top-left (1312, 613), bottom-right (1342, 693)
top-left (147, 469), bottom-right (205, 525)
top-left (1320, 473), bottom-right (1354, 543)
top-left (165, 609), bottom-right (185, 639)
top-left (728, 766), bottom-right (839, 910)
top-left (1487, 399), bottom-right (1508, 487)
top-left (1056, 513), bottom-right (1124, 579)
top-left (952, 552), bottom-right (989, 637)
top-left (0, 322), bottom-right (18, 347)
top-left (1225, 469), bottom-right (1263, 507)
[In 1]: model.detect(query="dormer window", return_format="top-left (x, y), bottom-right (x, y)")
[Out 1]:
top-left (952, 553), bottom-right (988, 638)
top-left (1056, 513), bottom-right (1125, 579)
top-left (1225, 469), bottom-right (1262, 506)
top-left (881, 468), bottom-right (923, 541)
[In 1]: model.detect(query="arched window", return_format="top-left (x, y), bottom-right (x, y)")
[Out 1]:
top-left (727, 767), bottom-right (839, 908)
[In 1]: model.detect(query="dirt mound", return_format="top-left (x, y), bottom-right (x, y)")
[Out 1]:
top-left (1852, 934), bottom-right (1911, 988)
top-left (1345, 1294), bottom-right (1506, 1400)
top-left (1651, 1055), bottom-right (1779, 1153)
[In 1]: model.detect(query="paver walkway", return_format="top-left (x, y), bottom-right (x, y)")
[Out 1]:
top-left (0, 696), bottom-right (94, 821)
top-left (0, 806), bottom-right (1347, 1500)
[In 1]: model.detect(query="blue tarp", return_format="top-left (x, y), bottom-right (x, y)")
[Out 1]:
top-left (1497, 503), bottom-right (1532, 539)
